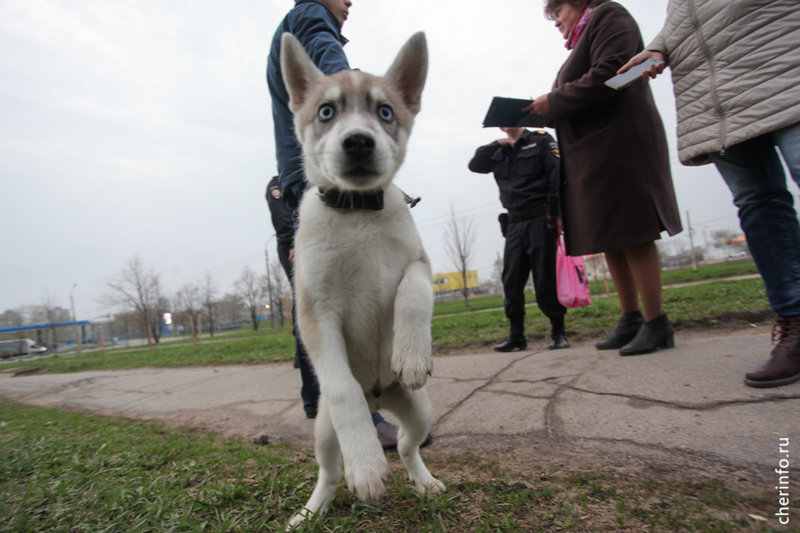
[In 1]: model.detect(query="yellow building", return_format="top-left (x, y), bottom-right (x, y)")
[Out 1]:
top-left (432, 271), bottom-right (479, 293)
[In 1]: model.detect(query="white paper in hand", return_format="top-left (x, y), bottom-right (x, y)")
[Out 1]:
top-left (605, 58), bottom-right (665, 90)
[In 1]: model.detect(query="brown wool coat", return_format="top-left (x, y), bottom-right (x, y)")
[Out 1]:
top-left (548, 1), bottom-right (682, 256)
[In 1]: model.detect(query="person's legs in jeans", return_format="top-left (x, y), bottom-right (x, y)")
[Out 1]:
top-left (709, 127), bottom-right (800, 387)
top-left (772, 121), bottom-right (800, 187)
top-left (709, 133), bottom-right (800, 318)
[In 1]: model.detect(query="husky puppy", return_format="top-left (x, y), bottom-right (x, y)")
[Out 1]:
top-left (280, 32), bottom-right (444, 526)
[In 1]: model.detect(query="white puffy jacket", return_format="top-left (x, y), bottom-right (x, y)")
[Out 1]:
top-left (647, 0), bottom-right (800, 165)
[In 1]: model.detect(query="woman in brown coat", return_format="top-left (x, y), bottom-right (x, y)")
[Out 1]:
top-left (525, 0), bottom-right (683, 355)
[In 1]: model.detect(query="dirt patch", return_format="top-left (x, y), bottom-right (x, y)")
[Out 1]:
top-left (421, 433), bottom-right (780, 501)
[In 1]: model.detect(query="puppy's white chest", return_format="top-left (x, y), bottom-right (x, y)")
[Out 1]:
top-left (298, 205), bottom-right (413, 301)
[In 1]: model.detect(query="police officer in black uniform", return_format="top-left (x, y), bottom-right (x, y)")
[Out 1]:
top-left (469, 127), bottom-right (568, 351)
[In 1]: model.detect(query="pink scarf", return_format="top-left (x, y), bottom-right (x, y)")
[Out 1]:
top-left (566, 7), bottom-right (595, 50)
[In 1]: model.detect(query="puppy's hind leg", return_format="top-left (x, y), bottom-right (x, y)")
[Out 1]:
top-left (287, 401), bottom-right (341, 529)
top-left (381, 387), bottom-right (445, 495)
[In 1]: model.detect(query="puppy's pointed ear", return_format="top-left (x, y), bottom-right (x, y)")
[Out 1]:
top-left (280, 33), bottom-right (324, 113)
top-left (384, 32), bottom-right (428, 116)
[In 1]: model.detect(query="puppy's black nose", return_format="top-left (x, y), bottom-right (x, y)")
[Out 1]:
top-left (342, 133), bottom-right (375, 158)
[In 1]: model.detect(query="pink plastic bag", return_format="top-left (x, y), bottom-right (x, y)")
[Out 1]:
top-left (556, 235), bottom-right (591, 308)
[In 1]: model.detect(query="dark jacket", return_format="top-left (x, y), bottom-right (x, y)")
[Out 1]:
top-left (468, 129), bottom-right (560, 213)
top-left (267, 0), bottom-right (349, 207)
top-left (548, 2), bottom-right (682, 256)
top-left (266, 176), bottom-right (295, 249)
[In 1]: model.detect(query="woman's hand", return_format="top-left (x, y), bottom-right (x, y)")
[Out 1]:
top-left (618, 50), bottom-right (666, 85)
top-left (522, 94), bottom-right (550, 115)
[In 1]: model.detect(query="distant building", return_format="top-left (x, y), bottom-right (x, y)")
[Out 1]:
top-left (433, 271), bottom-right (479, 293)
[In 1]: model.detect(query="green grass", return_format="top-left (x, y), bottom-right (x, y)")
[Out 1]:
top-left (1, 399), bottom-right (793, 532)
top-left (0, 259), bottom-right (786, 531)
top-left (2, 272), bottom-right (771, 375)
top-left (661, 258), bottom-right (760, 284)
top-left (587, 258), bottom-right (760, 297)
top-left (435, 259), bottom-right (760, 313)
top-left (431, 277), bottom-right (770, 353)
top-left (433, 293), bottom-right (507, 316)
top-left (9, 335), bottom-right (297, 374)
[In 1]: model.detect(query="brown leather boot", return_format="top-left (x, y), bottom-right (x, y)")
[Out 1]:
top-left (744, 316), bottom-right (800, 388)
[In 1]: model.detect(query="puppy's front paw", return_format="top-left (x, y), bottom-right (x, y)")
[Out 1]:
top-left (393, 354), bottom-right (432, 390)
top-left (415, 476), bottom-right (446, 495)
top-left (344, 453), bottom-right (390, 503)
top-left (286, 509), bottom-right (311, 530)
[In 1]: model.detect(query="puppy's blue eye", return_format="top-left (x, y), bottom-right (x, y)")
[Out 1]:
top-left (378, 105), bottom-right (394, 123)
top-left (318, 104), bottom-right (335, 122)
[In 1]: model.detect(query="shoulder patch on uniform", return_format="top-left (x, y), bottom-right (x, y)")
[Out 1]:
top-left (549, 142), bottom-right (560, 158)
top-left (269, 185), bottom-right (282, 200)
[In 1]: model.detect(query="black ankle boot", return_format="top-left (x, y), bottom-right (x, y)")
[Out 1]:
top-left (619, 312), bottom-right (675, 356)
top-left (596, 311), bottom-right (644, 350)
top-left (549, 333), bottom-right (569, 350)
top-left (549, 316), bottom-right (569, 350)
top-left (494, 335), bottom-right (527, 352)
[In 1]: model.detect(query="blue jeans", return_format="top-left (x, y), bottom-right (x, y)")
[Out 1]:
top-left (708, 121), bottom-right (800, 318)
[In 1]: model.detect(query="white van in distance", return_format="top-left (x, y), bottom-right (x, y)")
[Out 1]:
top-left (0, 339), bottom-right (48, 358)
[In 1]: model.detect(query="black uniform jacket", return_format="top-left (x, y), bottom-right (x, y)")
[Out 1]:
top-left (468, 129), bottom-right (560, 213)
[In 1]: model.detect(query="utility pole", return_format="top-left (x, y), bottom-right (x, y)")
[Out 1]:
top-left (686, 210), bottom-right (698, 269)
top-left (265, 238), bottom-right (275, 328)
top-left (70, 283), bottom-right (81, 355)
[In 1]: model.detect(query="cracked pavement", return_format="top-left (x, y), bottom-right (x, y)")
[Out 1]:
top-left (0, 330), bottom-right (797, 480)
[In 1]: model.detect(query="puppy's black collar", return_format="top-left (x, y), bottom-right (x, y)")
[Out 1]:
top-left (318, 187), bottom-right (384, 211)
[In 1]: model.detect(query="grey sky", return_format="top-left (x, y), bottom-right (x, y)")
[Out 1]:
top-left (2, 0), bottom-right (791, 320)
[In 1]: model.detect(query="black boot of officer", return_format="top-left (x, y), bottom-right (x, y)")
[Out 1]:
top-left (495, 319), bottom-right (527, 352)
top-left (549, 315), bottom-right (569, 350)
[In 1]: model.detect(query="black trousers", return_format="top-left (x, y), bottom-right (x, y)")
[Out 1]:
top-left (502, 215), bottom-right (566, 327)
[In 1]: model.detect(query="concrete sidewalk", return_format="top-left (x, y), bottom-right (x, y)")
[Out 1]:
top-left (1, 329), bottom-right (797, 481)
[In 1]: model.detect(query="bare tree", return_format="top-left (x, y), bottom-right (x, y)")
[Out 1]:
top-left (32, 290), bottom-right (70, 351)
top-left (655, 239), bottom-right (672, 258)
top-left (201, 271), bottom-right (219, 337)
top-left (218, 292), bottom-right (245, 325)
top-left (103, 256), bottom-right (164, 343)
top-left (491, 252), bottom-right (503, 286)
top-left (0, 308), bottom-right (25, 329)
top-left (174, 283), bottom-right (201, 335)
top-left (269, 258), bottom-right (290, 327)
top-left (444, 206), bottom-right (477, 306)
top-left (235, 266), bottom-right (267, 331)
